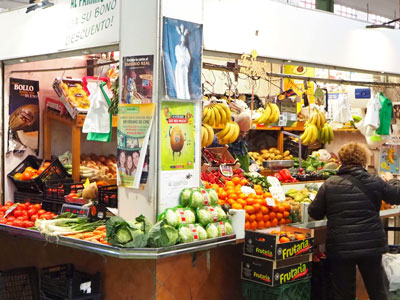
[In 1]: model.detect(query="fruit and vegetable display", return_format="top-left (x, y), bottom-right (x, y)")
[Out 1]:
top-left (273, 169), bottom-right (298, 183)
top-left (56, 80), bottom-right (90, 110)
top-left (300, 109), bottom-right (334, 145)
top-left (249, 147), bottom-right (293, 168)
top-left (253, 102), bottom-right (281, 126)
top-left (244, 173), bottom-right (271, 192)
top-left (203, 148), bottom-right (235, 166)
top-left (201, 168), bottom-right (245, 187)
top-left (290, 151), bottom-right (339, 181)
top-left (13, 162), bottom-right (51, 181)
top-left (215, 121), bottom-right (240, 145)
top-left (269, 230), bottom-right (311, 243)
top-left (0, 201), bottom-right (56, 228)
top-left (59, 152), bottom-right (117, 181)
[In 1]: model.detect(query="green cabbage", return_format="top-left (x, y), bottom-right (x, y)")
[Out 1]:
top-left (214, 206), bottom-right (227, 221)
top-left (162, 207), bottom-right (196, 227)
top-left (207, 189), bottom-right (219, 206)
top-left (206, 223), bottom-right (219, 239)
top-left (218, 220), bottom-right (234, 236)
top-left (189, 189), bottom-right (205, 209)
top-left (178, 225), bottom-right (194, 243)
top-left (165, 209), bottom-right (182, 227)
top-left (193, 224), bottom-right (207, 241)
top-left (179, 188), bottom-right (192, 206)
top-left (147, 220), bottom-right (179, 248)
top-left (197, 206), bottom-right (227, 226)
top-left (181, 208), bottom-right (196, 224)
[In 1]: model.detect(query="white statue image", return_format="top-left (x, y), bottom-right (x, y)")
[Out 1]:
top-left (175, 24), bottom-right (191, 99)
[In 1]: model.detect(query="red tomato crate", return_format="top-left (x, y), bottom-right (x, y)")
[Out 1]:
top-left (40, 264), bottom-right (101, 300)
top-left (8, 155), bottom-right (70, 193)
top-left (14, 191), bottom-right (63, 215)
top-left (98, 185), bottom-right (118, 208)
top-left (0, 267), bottom-right (39, 300)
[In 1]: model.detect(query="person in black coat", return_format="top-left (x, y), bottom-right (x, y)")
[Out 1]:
top-left (308, 142), bottom-right (400, 300)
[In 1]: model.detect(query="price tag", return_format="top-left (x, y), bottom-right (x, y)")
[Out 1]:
top-left (266, 198), bottom-right (276, 207)
top-left (241, 185), bottom-right (256, 195)
top-left (278, 114), bottom-right (288, 126)
top-left (267, 176), bottom-right (286, 202)
top-left (61, 204), bottom-right (90, 218)
top-left (4, 203), bottom-right (19, 218)
top-left (220, 164), bottom-right (233, 177)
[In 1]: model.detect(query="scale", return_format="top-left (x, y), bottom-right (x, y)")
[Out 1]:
top-left (61, 204), bottom-right (90, 218)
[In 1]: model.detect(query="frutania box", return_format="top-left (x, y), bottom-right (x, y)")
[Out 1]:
top-left (244, 225), bottom-right (314, 260)
top-left (241, 253), bottom-right (312, 287)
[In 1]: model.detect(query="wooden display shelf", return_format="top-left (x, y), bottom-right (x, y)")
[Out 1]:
top-left (43, 110), bottom-right (118, 182)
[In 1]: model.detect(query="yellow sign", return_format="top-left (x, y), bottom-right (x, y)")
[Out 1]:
top-left (284, 65), bottom-right (315, 112)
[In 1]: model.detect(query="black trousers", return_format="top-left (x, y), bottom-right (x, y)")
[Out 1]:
top-left (328, 255), bottom-right (388, 300)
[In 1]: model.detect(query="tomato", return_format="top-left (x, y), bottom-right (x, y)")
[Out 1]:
top-left (44, 214), bottom-right (53, 220)
top-left (27, 209), bottom-right (37, 217)
top-left (33, 204), bottom-right (41, 210)
top-left (5, 222), bottom-right (13, 226)
top-left (0, 212), bottom-right (4, 218)
top-left (0, 219), bottom-right (6, 224)
top-left (5, 201), bottom-right (13, 206)
top-left (13, 210), bottom-right (22, 218)
top-left (0, 207), bottom-right (7, 213)
top-left (18, 204), bottom-right (26, 210)
top-left (7, 216), bottom-right (15, 221)
top-left (23, 220), bottom-right (34, 228)
top-left (13, 173), bottom-right (23, 180)
top-left (25, 167), bottom-right (34, 173)
top-left (43, 162), bottom-right (51, 168)
top-left (17, 216), bottom-right (28, 221)
top-left (30, 215), bottom-right (38, 222)
top-left (37, 167), bottom-right (46, 175)
top-left (37, 210), bottom-right (46, 216)
top-left (25, 203), bottom-right (33, 210)
top-left (21, 171), bottom-right (33, 181)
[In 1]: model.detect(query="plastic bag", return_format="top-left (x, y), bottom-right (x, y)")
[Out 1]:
top-left (332, 94), bottom-right (352, 124)
top-left (382, 253), bottom-right (400, 291)
top-left (83, 82), bottom-right (111, 138)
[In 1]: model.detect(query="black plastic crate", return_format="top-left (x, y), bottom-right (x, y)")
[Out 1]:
top-left (14, 192), bottom-right (63, 215)
top-left (40, 291), bottom-right (101, 300)
top-left (8, 156), bottom-right (70, 193)
top-left (0, 267), bottom-right (39, 300)
top-left (45, 180), bottom-right (82, 202)
top-left (40, 264), bottom-right (101, 299)
top-left (284, 139), bottom-right (310, 160)
top-left (242, 279), bottom-right (311, 300)
top-left (98, 185), bottom-right (117, 208)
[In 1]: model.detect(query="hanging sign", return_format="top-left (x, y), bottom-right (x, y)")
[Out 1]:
top-left (117, 104), bottom-right (155, 189)
top-left (8, 78), bottom-right (40, 154)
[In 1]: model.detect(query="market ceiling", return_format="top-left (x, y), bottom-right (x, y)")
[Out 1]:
top-left (0, 0), bottom-right (31, 11)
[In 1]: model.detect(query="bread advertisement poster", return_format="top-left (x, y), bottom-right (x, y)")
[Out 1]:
top-left (8, 78), bottom-right (40, 154)
top-left (161, 101), bottom-right (195, 171)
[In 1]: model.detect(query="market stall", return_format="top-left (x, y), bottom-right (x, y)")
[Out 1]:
top-left (1, 0), bottom-right (400, 300)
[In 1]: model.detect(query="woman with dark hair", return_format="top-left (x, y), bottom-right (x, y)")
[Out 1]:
top-left (309, 142), bottom-right (400, 300)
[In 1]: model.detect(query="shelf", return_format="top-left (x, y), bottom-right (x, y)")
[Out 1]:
top-left (43, 109), bottom-right (117, 182)
top-left (0, 224), bottom-right (236, 260)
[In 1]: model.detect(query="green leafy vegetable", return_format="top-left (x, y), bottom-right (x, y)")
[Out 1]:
top-left (197, 206), bottom-right (227, 226)
top-left (165, 209), bottom-right (182, 227)
top-left (207, 189), bottom-right (219, 206)
top-left (189, 189), bottom-right (205, 209)
top-left (178, 225), bottom-right (194, 243)
top-left (193, 224), bottom-right (207, 240)
top-left (179, 188), bottom-right (192, 206)
top-left (147, 220), bottom-right (179, 248)
top-left (105, 216), bottom-right (149, 248)
top-left (206, 223), bottom-right (219, 239)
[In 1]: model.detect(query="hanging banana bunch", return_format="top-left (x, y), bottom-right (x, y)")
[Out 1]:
top-left (201, 124), bottom-right (215, 148)
top-left (203, 103), bottom-right (231, 127)
top-left (254, 102), bottom-right (280, 126)
top-left (215, 121), bottom-right (240, 145)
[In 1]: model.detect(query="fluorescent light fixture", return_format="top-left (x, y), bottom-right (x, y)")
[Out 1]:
top-left (19, 59), bottom-right (26, 63)
top-left (26, 0), bottom-right (54, 13)
top-left (366, 18), bottom-right (400, 29)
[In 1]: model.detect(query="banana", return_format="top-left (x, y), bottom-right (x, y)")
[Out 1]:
top-left (258, 104), bottom-right (272, 124)
top-left (219, 104), bottom-right (232, 123)
top-left (203, 124), bottom-right (214, 146)
top-left (216, 104), bottom-right (227, 125)
top-left (208, 106), bottom-right (216, 127)
top-left (328, 125), bottom-right (334, 143)
top-left (216, 122), bottom-right (231, 139)
top-left (270, 103), bottom-right (280, 124)
top-left (300, 127), bottom-right (311, 145)
top-left (228, 122), bottom-right (240, 143)
top-left (202, 126), bottom-right (208, 148)
top-left (319, 111), bottom-right (326, 127)
top-left (316, 112), bottom-right (321, 128)
top-left (220, 122), bottom-right (237, 143)
top-left (311, 124), bottom-right (318, 143)
top-left (210, 106), bottom-right (220, 127)
top-left (203, 107), bottom-right (211, 124)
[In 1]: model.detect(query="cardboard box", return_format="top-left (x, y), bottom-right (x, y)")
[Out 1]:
top-left (244, 225), bottom-right (314, 260)
top-left (45, 97), bottom-right (67, 116)
top-left (241, 253), bottom-right (312, 286)
top-left (203, 147), bottom-right (236, 166)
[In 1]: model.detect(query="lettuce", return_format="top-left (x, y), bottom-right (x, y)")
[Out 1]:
top-left (189, 189), bottom-right (205, 209)
top-left (218, 220), bottom-right (234, 236)
top-left (162, 207), bottom-right (196, 227)
top-left (179, 188), bottom-right (192, 206)
top-left (207, 189), bottom-right (219, 206)
top-left (165, 209), bottom-right (182, 227)
top-left (178, 226), bottom-right (194, 243)
top-left (147, 220), bottom-right (179, 248)
top-left (197, 206), bottom-right (227, 226)
top-left (206, 223), bottom-right (219, 239)
top-left (106, 215), bottom-right (150, 248)
top-left (194, 224), bottom-right (207, 241)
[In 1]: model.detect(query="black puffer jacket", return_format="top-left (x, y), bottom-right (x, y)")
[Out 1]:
top-left (308, 165), bottom-right (400, 259)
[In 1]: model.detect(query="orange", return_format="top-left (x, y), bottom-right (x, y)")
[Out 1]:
top-left (219, 190), bottom-right (227, 200)
top-left (13, 173), bottom-right (23, 181)
top-left (211, 184), bottom-right (219, 190)
top-left (283, 211), bottom-right (290, 218)
top-left (257, 220), bottom-right (265, 229)
top-left (240, 179), bottom-right (248, 186)
top-left (265, 221), bottom-right (271, 228)
top-left (232, 203), bottom-right (243, 210)
top-left (279, 219), bottom-right (286, 225)
top-left (249, 214), bottom-right (256, 222)
top-left (218, 200), bottom-right (225, 206)
top-left (253, 203), bottom-right (261, 212)
top-left (261, 206), bottom-right (269, 214)
top-left (230, 193), bottom-right (238, 200)
top-left (285, 218), bottom-right (292, 224)
top-left (237, 199), bottom-right (247, 207)
top-left (255, 189), bottom-right (263, 196)
top-left (225, 181), bottom-right (234, 187)
top-left (43, 162), bottom-right (51, 168)
top-left (269, 212), bottom-right (276, 219)
top-left (21, 171), bottom-right (33, 181)
top-left (204, 182), bottom-right (211, 188)
top-left (278, 206), bottom-right (285, 213)
top-left (251, 221), bottom-right (257, 230)
top-left (283, 204), bottom-right (291, 211)
top-left (25, 167), bottom-right (34, 172)
top-left (245, 221), bottom-right (251, 230)
top-left (245, 213), bottom-right (250, 221)
top-left (227, 199), bottom-right (235, 206)
top-left (255, 199), bottom-right (264, 206)
top-left (276, 213), bottom-right (283, 220)
top-left (246, 198), bottom-right (255, 205)
top-left (239, 193), bottom-right (247, 200)
top-left (264, 192), bottom-right (272, 198)
top-left (232, 177), bottom-right (241, 185)
top-left (272, 206), bottom-right (280, 212)
top-left (271, 218), bottom-right (278, 227)
top-left (255, 213), bottom-right (263, 221)
top-left (279, 236), bottom-right (291, 243)
top-left (263, 214), bottom-right (270, 222)
top-left (253, 184), bottom-right (262, 190)
top-left (244, 205), bottom-right (255, 214)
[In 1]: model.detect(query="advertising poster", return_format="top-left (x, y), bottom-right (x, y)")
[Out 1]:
top-left (379, 145), bottom-right (399, 174)
top-left (163, 17), bottom-right (203, 100)
top-left (121, 55), bottom-right (154, 104)
top-left (161, 101), bottom-right (195, 171)
top-left (117, 104), bottom-right (155, 188)
top-left (284, 65), bottom-right (315, 112)
top-left (8, 78), bottom-right (40, 154)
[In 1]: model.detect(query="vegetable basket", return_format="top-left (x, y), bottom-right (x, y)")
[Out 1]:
top-left (98, 185), bottom-right (118, 208)
top-left (40, 264), bottom-right (101, 300)
top-left (8, 155), bottom-right (70, 193)
top-left (242, 278), bottom-right (310, 300)
top-left (0, 267), bottom-right (39, 300)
